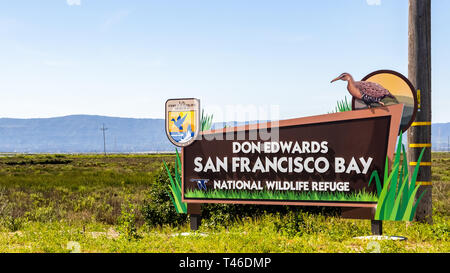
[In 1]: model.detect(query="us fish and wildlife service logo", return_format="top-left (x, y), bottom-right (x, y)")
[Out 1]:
top-left (191, 179), bottom-right (209, 190)
top-left (165, 98), bottom-right (200, 147)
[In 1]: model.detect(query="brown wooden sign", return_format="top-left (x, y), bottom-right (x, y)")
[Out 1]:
top-left (182, 104), bottom-right (403, 209)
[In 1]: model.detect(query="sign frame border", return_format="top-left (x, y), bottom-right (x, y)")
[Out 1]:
top-left (182, 104), bottom-right (404, 208)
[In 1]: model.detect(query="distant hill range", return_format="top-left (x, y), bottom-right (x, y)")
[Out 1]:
top-left (0, 115), bottom-right (171, 153)
top-left (0, 115), bottom-right (448, 153)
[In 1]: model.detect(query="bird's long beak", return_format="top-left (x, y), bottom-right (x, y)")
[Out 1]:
top-left (330, 77), bottom-right (341, 83)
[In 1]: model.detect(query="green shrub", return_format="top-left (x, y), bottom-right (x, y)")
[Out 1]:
top-left (118, 202), bottom-right (140, 240)
top-left (273, 211), bottom-right (309, 237)
top-left (25, 206), bottom-right (55, 223)
top-left (1, 216), bottom-right (27, 232)
top-left (0, 187), bottom-right (27, 231)
top-left (141, 163), bottom-right (188, 227)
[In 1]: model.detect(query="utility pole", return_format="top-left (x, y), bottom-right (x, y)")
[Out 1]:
top-left (100, 123), bottom-right (108, 156)
top-left (408, 0), bottom-right (432, 224)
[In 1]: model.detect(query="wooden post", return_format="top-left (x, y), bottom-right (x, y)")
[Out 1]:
top-left (371, 220), bottom-right (383, 236)
top-left (187, 203), bottom-right (202, 231)
top-left (408, 0), bottom-right (432, 224)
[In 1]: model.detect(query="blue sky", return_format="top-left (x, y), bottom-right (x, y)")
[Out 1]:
top-left (0, 0), bottom-right (448, 122)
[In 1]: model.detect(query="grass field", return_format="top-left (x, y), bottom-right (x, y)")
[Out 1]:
top-left (0, 153), bottom-right (448, 253)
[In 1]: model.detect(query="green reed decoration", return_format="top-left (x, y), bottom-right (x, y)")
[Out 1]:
top-left (164, 150), bottom-right (186, 214)
top-left (369, 133), bottom-right (427, 221)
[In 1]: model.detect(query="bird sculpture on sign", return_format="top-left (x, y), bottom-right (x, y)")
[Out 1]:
top-left (331, 73), bottom-right (398, 108)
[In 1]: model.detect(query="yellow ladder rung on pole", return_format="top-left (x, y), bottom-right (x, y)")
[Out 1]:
top-left (416, 182), bottom-right (433, 186)
top-left (410, 162), bottom-right (432, 166)
top-left (409, 143), bottom-right (432, 148)
top-left (411, 122), bottom-right (432, 126)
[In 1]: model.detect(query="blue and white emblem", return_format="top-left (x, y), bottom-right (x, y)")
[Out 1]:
top-left (191, 179), bottom-right (209, 190)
